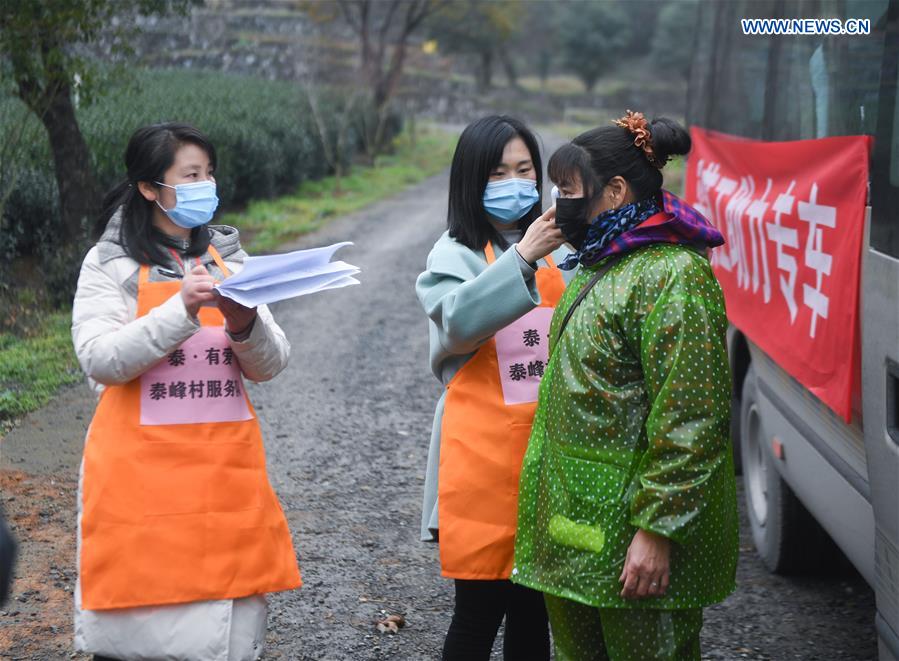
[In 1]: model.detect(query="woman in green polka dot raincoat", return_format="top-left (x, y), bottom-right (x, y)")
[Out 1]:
top-left (512, 112), bottom-right (739, 661)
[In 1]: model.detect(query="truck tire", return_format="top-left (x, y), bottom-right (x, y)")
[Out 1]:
top-left (740, 365), bottom-right (840, 574)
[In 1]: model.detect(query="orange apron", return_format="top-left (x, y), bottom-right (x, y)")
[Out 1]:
top-left (80, 246), bottom-right (301, 611)
top-left (438, 242), bottom-right (565, 579)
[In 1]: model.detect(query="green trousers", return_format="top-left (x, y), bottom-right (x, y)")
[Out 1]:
top-left (544, 595), bottom-right (702, 661)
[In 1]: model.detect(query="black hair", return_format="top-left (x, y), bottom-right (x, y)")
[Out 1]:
top-left (95, 122), bottom-right (217, 266)
top-left (548, 116), bottom-right (690, 204)
top-left (446, 115), bottom-right (543, 251)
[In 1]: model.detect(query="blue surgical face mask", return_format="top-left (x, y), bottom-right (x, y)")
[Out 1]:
top-left (155, 180), bottom-right (219, 229)
top-left (482, 178), bottom-right (539, 224)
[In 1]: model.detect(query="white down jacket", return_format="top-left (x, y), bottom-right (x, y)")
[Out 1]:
top-left (71, 215), bottom-right (291, 661)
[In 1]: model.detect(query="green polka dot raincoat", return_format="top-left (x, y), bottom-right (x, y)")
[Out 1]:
top-left (512, 243), bottom-right (739, 610)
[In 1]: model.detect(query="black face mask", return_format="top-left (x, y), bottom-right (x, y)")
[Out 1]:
top-left (554, 197), bottom-right (592, 250)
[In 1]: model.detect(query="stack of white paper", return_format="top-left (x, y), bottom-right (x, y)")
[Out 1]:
top-left (214, 242), bottom-right (361, 307)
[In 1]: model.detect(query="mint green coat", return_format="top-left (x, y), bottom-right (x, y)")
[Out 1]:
top-left (416, 230), bottom-right (575, 541)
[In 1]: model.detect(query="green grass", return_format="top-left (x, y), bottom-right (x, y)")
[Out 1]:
top-left (537, 112), bottom-right (624, 141)
top-left (229, 124), bottom-right (457, 253)
top-left (0, 312), bottom-right (82, 433)
top-left (515, 73), bottom-right (685, 98)
top-left (0, 124), bottom-right (457, 433)
top-left (517, 74), bottom-right (589, 96)
top-left (538, 115), bottom-right (621, 145)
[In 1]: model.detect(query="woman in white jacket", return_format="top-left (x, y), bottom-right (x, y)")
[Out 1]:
top-left (71, 123), bottom-right (301, 661)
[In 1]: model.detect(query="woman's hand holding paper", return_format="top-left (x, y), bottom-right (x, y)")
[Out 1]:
top-left (215, 291), bottom-right (258, 336)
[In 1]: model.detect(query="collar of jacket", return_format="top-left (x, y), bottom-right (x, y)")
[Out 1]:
top-left (96, 207), bottom-right (243, 265)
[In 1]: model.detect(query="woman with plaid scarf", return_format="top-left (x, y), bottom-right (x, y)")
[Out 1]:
top-left (512, 112), bottom-right (739, 661)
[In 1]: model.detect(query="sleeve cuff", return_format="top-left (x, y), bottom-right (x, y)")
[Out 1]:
top-left (629, 512), bottom-right (691, 546)
top-left (226, 316), bottom-right (257, 342)
top-left (159, 291), bottom-right (202, 337)
top-left (229, 313), bottom-right (267, 350)
top-left (513, 244), bottom-right (538, 279)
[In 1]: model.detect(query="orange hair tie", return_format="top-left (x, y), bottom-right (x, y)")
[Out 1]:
top-left (613, 110), bottom-right (664, 169)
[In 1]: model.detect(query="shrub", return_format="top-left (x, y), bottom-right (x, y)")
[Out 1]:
top-left (0, 67), bottom-right (397, 304)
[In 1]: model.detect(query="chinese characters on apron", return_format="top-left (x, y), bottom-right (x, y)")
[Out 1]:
top-left (140, 326), bottom-right (252, 425)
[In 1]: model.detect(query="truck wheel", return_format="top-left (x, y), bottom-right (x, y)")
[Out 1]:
top-left (741, 365), bottom-right (839, 573)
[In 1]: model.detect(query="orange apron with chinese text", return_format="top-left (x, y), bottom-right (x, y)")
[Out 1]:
top-left (80, 246), bottom-right (301, 610)
top-left (438, 243), bottom-right (565, 579)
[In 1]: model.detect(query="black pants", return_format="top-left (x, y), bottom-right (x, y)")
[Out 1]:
top-left (442, 579), bottom-right (550, 661)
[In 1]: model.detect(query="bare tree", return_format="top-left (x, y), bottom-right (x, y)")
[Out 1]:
top-left (427, 0), bottom-right (522, 93)
top-left (296, 18), bottom-right (361, 194)
top-left (307, 87), bottom-right (359, 195)
top-left (333, 0), bottom-right (448, 160)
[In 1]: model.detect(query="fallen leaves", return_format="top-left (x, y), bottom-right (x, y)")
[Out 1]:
top-left (376, 613), bottom-right (406, 634)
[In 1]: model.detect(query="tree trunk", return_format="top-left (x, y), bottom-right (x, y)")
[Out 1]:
top-left (538, 51), bottom-right (552, 89)
top-left (500, 50), bottom-right (519, 90)
top-left (334, 162), bottom-right (343, 195)
top-left (345, 0), bottom-right (438, 160)
top-left (369, 40), bottom-right (409, 160)
top-left (408, 111), bottom-right (417, 147)
top-left (34, 82), bottom-right (100, 244)
top-left (371, 104), bottom-right (392, 165)
top-left (477, 49), bottom-right (493, 93)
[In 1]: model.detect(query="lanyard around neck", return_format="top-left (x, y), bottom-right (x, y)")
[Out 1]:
top-left (168, 248), bottom-right (202, 275)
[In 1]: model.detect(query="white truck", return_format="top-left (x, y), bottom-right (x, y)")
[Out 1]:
top-left (688, 1), bottom-right (899, 658)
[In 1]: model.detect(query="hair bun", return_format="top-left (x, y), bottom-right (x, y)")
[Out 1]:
top-left (648, 117), bottom-right (691, 166)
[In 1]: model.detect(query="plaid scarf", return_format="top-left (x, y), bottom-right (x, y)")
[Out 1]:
top-left (559, 196), bottom-right (661, 270)
top-left (559, 190), bottom-right (725, 270)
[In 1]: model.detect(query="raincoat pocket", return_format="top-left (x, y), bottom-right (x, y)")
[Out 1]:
top-left (539, 450), bottom-right (634, 573)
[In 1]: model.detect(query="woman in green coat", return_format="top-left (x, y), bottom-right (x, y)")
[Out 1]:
top-left (512, 111), bottom-right (739, 661)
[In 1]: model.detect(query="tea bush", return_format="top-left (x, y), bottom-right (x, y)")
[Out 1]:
top-left (0, 67), bottom-right (395, 301)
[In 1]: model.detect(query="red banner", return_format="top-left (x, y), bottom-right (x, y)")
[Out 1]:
top-left (684, 128), bottom-right (871, 421)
